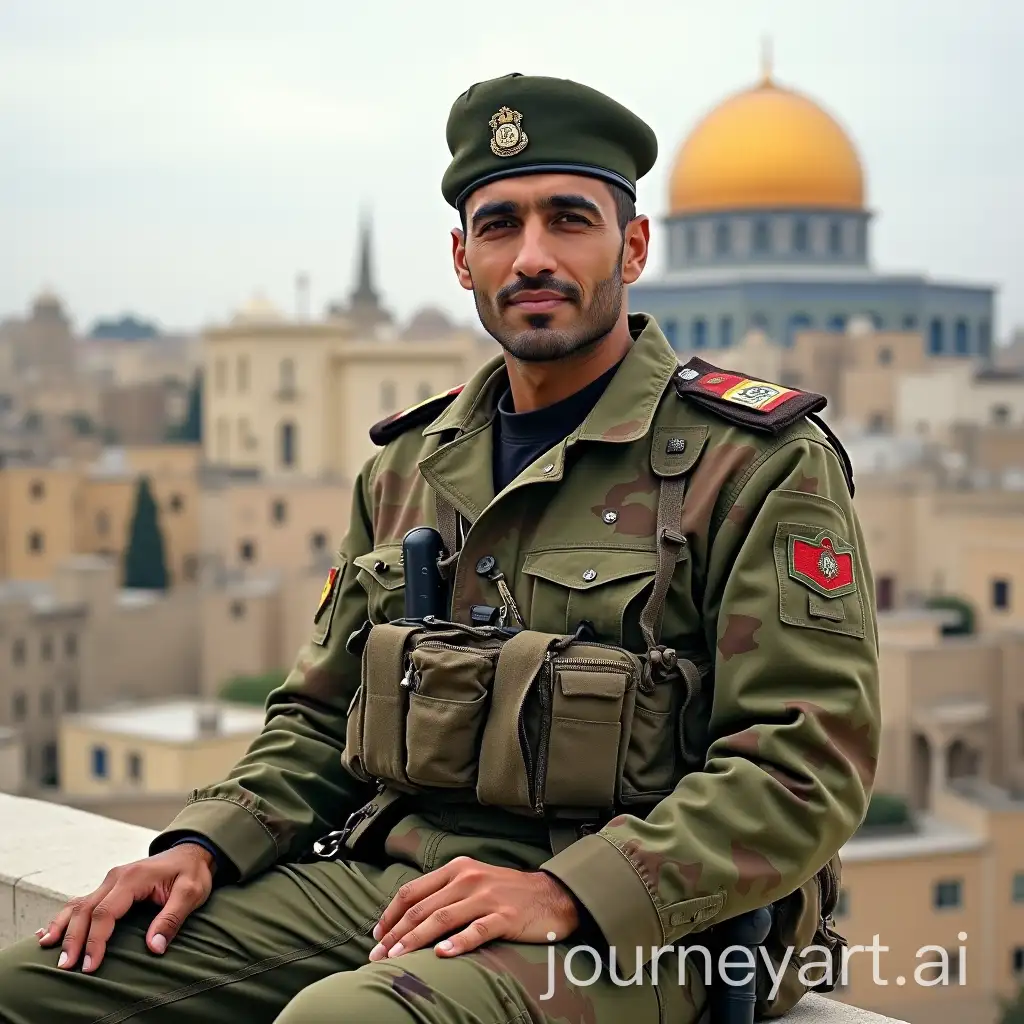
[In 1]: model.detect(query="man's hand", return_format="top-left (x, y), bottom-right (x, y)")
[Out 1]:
top-left (36, 843), bottom-right (216, 974)
top-left (368, 856), bottom-right (580, 961)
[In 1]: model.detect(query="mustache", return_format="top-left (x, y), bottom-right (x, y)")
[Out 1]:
top-left (497, 275), bottom-right (581, 307)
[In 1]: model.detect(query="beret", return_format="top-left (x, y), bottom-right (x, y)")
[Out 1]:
top-left (441, 72), bottom-right (658, 209)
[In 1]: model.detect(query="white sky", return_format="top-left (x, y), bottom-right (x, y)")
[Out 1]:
top-left (1, 0), bottom-right (1020, 339)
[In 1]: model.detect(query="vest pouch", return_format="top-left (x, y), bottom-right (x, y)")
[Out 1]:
top-left (478, 630), bottom-right (640, 815)
top-left (404, 632), bottom-right (503, 789)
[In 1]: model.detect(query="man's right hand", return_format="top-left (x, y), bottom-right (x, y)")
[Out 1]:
top-left (37, 842), bottom-right (216, 974)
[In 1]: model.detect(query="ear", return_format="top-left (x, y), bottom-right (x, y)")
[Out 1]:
top-left (621, 215), bottom-right (650, 286)
top-left (451, 228), bottom-right (473, 291)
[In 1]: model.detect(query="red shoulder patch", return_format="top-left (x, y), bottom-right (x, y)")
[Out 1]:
top-left (369, 385), bottom-right (465, 447)
top-left (787, 529), bottom-right (857, 597)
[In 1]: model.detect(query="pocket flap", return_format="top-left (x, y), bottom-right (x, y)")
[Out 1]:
top-left (521, 548), bottom-right (659, 590)
top-left (353, 545), bottom-right (405, 590)
top-left (558, 669), bottom-right (628, 699)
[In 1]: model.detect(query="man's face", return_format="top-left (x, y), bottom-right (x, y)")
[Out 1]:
top-left (451, 173), bottom-right (649, 362)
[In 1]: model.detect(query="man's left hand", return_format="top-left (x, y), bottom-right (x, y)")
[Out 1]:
top-left (368, 856), bottom-right (580, 960)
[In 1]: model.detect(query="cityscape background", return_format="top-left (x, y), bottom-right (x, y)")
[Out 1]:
top-left (2, 4), bottom-right (1023, 1024)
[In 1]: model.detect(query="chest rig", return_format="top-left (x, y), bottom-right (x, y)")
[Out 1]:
top-left (319, 374), bottom-right (711, 858)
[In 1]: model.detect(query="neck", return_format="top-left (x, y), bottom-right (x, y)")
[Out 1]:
top-left (502, 314), bottom-right (633, 413)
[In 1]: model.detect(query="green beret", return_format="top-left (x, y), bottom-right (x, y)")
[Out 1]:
top-left (441, 72), bottom-right (658, 210)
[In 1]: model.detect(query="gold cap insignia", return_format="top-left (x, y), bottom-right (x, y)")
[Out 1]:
top-left (489, 106), bottom-right (528, 157)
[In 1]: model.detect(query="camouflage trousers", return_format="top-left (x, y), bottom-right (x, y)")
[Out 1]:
top-left (0, 816), bottom-right (706, 1024)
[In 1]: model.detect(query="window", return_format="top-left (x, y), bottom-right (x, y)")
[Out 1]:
top-left (127, 752), bottom-right (143, 783)
top-left (416, 382), bottom-right (433, 402)
top-left (993, 579), bottom-right (1011, 610)
top-left (380, 381), bottom-right (397, 411)
top-left (719, 316), bottom-right (733, 348)
top-left (691, 318), bottom-right (708, 349)
top-left (753, 220), bottom-right (771, 254)
top-left (230, 600), bottom-right (246, 619)
top-left (216, 417), bottom-right (229, 460)
top-left (662, 319), bottom-right (678, 347)
top-left (878, 347), bottom-right (892, 365)
top-left (237, 355), bottom-right (249, 392)
top-left (12, 638), bottom-right (25, 666)
top-left (787, 314), bottom-right (812, 347)
top-left (169, 493), bottom-right (184, 513)
top-left (27, 531), bottom-right (44, 553)
top-left (40, 636), bottom-right (53, 661)
top-left (685, 226), bottom-right (697, 258)
top-left (95, 510), bottom-right (110, 537)
top-left (993, 405), bottom-right (1010, 426)
top-left (12, 692), bottom-right (26, 722)
top-left (1013, 947), bottom-right (1024, 977)
top-left (215, 358), bottom-right (227, 392)
top-left (793, 219), bottom-right (809, 253)
top-left (750, 312), bottom-right (769, 332)
top-left (29, 479), bottom-right (45, 500)
top-left (311, 531), bottom-right (327, 552)
top-left (279, 421), bottom-right (297, 468)
top-left (827, 315), bottom-right (847, 333)
top-left (828, 220), bottom-right (843, 255)
top-left (91, 746), bottom-right (108, 779)
top-left (239, 540), bottom-right (256, 563)
top-left (40, 689), bottom-right (53, 716)
top-left (929, 318), bottom-right (944, 355)
top-left (715, 221), bottom-right (731, 256)
top-left (271, 499), bottom-right (287, 524)
top-left (877, 576), bottom-right (894, 610)
top-left (41, 743), bottom-right (58, 787)
top-left (903, 314), bottom-right (918, 330)
top-left (64, 633), bottom-right (76, 658)
top-left (1012, 873), bottom-right (1024, 903)
top-left (64, 684), bottom-right (78, 713)
top-left (279, 358), bottom-right (295, 394)
top-left (954, 318), bottom-right (969, 354)
top-left (933, 879), bottom-right (962, 909)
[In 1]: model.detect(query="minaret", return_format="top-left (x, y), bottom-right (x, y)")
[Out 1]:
top-left (346, 210), bottom-right (392, 333)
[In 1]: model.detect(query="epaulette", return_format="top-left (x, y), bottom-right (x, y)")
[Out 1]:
top-left (368, 384), bottom-right (465, 447)
top-left (673, 356), bottom-right (854, 495)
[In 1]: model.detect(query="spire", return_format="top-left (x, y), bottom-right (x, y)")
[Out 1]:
top-left (760, 35), bottom-right (774, 85)
top-left (351, 209), bottom-right (378, 305)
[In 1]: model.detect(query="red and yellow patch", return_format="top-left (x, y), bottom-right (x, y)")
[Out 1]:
top-left (787, 530), bottom-right (857, 597)
top-left (315, 566), bottom-right (341, 621)
top-left (696, 372), bottom-right (802, 412)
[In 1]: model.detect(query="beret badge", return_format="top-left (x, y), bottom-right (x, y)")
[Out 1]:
top-left (489, 106), bottom-right (528, 157)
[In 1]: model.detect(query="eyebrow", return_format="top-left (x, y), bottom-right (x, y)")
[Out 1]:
top-left (470, 193), bottom-right (603, 230)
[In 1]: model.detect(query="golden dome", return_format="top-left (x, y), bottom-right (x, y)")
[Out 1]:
top-left (668, 66), bottom-right (865, 216)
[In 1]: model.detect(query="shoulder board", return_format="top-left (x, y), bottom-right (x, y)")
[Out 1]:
top-left (368, 385), bottom-right (465, 447)
top-left (673, 356), bottom-right (826, 434)
top-left (673, 356), bottom-right (854, 496)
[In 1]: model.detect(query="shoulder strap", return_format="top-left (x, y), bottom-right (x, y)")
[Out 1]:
top-left (369, 385), bottom-right (464, 447)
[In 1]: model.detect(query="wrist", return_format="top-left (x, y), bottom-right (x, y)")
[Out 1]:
top-left (179, 841), bottom-right (217, 873)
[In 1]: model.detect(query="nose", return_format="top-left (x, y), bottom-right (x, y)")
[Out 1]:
top-left (511, 217), bottom-right (557, 279)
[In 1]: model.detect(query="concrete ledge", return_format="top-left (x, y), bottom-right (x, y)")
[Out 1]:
top-left (0, 793), bottom-right (907, 1022)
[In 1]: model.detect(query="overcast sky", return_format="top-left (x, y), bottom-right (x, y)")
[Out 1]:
top-left (1, 0), bottom-right (1021, 340)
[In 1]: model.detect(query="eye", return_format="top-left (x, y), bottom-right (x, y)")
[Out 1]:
top-left (554, 212), bottom-right (592, 225)
top-left (478, 218), bottom-right (517, 233)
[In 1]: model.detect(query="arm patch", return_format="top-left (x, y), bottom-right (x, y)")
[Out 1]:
top-left (368, 385), bottom-right (464, 447)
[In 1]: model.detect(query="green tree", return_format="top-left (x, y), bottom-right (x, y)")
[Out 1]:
top-left (167, 371), bottom-right (202, 442)
top-left (923, 594), bottom-right (975, 635)
top-left (122, 476), bottom-right (169, 590)
top-left (998, 985), bottom-right (1024, 1024)
top-left (219, 672), bottom-right (285, 706)
top-left (859, 793), bottom-right (911, 830)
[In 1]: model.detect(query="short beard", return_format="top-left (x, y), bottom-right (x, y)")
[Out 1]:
top-left (471, 257), bottom-right (624, 364)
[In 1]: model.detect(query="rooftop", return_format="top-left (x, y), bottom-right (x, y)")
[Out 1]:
top-left (65, 700), bottom-right (266, 743)
top-left (841, 813), bottom-right (985, 863)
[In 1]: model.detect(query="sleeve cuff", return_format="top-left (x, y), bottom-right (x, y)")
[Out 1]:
top-left (541, 832), bottom-right (665, 975)
top-left (150, 797), bottom-right (280, 883)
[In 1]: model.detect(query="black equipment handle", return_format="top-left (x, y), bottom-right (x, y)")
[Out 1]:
top-left (708, 906), bottom-right (773, 1024)
top-left (402, 527), bottom-right (447, 620)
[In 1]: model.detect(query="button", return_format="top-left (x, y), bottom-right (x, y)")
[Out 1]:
top-left (666, 437), bottom-right (687, 455)
top-left (602, 509), bottom-right (618, 524)
top-left (582, 568), bottom-right (597, 582)
top-left (373, 560), bottom-right (388, 572)
top-left (542, 463), bottom-right (555, 474)
top-left (475, 555), bottom-right (496, 575)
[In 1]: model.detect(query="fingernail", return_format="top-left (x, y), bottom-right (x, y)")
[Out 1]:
top-left (83, 956), bottom-right (92, 972)
top-left (40, 931), bottom-right (51, 944)
top-left (152, 934), bottom-right (167, 954)
top-left (58, 952), bottom-right (68, 968)
top-left (369, 943), bottom-right (385, 961)
top-left (436, 939), bottom-right (453, 952)
top-left (388, 942), bottom-right (404, 958)
top-left (372, 924), bottom-right (382, 941)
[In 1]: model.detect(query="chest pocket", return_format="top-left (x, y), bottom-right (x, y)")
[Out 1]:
top-left (520, 547), bottom-right (660, 647)
top-left (353, 544), bottom-right (406, 623)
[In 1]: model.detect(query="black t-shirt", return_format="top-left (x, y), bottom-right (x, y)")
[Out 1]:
top-left (492, 359), bottom-right (623, 493)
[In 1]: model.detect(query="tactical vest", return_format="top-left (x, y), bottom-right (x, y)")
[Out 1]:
top-left (326, 366), bottom-right (848, 1017)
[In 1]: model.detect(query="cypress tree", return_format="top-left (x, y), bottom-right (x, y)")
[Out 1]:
top-left (123, 475), bottom-right (169, 590)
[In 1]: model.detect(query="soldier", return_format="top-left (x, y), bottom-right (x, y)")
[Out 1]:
top-left (0, 73), bottom-right (880, 1024)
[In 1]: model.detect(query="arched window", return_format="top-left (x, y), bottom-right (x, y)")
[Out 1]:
top-left (954, 319), bottom-right (969, 355)
top-left (753, 220), bottom-right (771, 254)
top-left (279, 421), bottom-right (297, 468)
top-left (792, 219), bottom-right (809, 253)
top-left (929, 319), bottom-right (944, 355)
top-left (692, 318), bottom-right (708, 348)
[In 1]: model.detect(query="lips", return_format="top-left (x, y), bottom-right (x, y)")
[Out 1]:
top-left (508, 290), bottom-right (569, 313)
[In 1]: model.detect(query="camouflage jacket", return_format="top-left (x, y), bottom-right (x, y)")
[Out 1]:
top-left (153, 313), bottom-right (880, 965)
